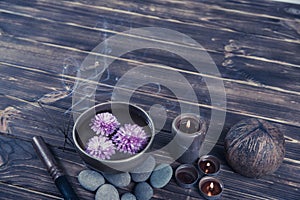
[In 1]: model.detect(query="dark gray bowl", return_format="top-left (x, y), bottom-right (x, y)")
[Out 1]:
top-left (73, 102), bottom-right (155, 174)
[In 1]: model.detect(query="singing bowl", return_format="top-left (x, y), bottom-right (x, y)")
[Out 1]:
top-left (73, 102), bottom-right (155, 174)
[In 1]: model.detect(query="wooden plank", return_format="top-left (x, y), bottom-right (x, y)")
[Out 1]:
top-left (0, 4), bottom-right (299, 98)
top-left (1, 58), bottom-right (300, 147)
top-left (1, 24), bottom-right (298, 102)
top-left (1, 53), bottom-right (300, 130)
top-left (0, 12), bottom-right (299, 96)
top-left (0, 0), bottom-right (299, 87)
top-left (0, 3), bottom-right (299, 71)
top-left (0, 182), bottom-right (62, 200)
top-left (2, 0), bottom-right (300, 40)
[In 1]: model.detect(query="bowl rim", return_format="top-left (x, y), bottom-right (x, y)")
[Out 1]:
top-left (72, 101), bottom-right (155, 164)
top-left (175, 163), bottom-right (200, 188)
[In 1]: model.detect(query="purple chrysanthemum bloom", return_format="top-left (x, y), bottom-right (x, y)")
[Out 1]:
top-left (85, 135), bottom-right (116, 160)
top-left (90, 112), bottom-right (120, 136)
top-left (112, 124), bottom-right (148, 155)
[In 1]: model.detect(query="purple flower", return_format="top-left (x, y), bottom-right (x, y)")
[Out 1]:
top-left (85, 135), bottom-right (116, 160)
top-left (112, 124), bottom-right (148, 155)
top-left (90, 112), bottom-right (120, 136)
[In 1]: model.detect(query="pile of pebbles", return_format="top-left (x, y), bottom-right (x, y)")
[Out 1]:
top-left (78, 156), bottom-right (173, 200)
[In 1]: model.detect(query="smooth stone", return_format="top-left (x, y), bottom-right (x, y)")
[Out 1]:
top-left (78, 170), bottom-right (105, 192)
top-left (103, 172), bottom-right (131, 188)
top-left (95, 184), bottom-right (119, 200)
top-left (130, 156), bottom-right (156, 182)
top-left (150, 163), bottom-right (173, 188)
top-left (121, 192), bottom-right (137, 200)
top-left (134, 182), bottom-right (153, 200)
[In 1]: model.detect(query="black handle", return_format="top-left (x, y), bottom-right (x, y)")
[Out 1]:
top-left (55, 176), bottom-right (80, 200)
top-left (32, 136), bottom-right (79, 200)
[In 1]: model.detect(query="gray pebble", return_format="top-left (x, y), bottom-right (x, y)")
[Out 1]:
top-left (134, 182), bottom-right (153, 200)
top-left (95, 184), bottom-right (119, 200)
top-left (103, 172), bottom-right (131, 188)
top-left (78, 170), bottom-right (105, 191)
top-left (130, 156), bottom-right (156, 182)
top-left (150, 163), bottom-right (173, 188)
top-left (121, 192), bottom-right (137, 200)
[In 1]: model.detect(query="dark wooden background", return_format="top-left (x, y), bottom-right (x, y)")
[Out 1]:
top-left (0, 0), bottom-right (300, 199)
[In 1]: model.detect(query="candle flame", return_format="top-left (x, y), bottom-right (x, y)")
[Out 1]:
top-left (186, 120), bottom-right (191, 129)
top-left (207, 191), bottom-right (212, 196)
top-left (204, 162), bottom-right (211, 173)
top-left (205, 181), bottom-right (214, 197)
top-left (210, 182), bottom-right (214, 189)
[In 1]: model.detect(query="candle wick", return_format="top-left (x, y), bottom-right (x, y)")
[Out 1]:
top-left (186, 120), bottom-right (191, 129)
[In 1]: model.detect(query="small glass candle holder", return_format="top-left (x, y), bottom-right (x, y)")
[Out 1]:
top-left (172, 113), bottom-right (207, 164)
top-left (198, 155), bottom-right (220, 176)
top-left (175, 164), bottom-right (200, 189)
top-left (199, 176), bottom-right (223, 200)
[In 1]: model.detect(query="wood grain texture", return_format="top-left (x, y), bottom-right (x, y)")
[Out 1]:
top-left (0, 3), bottom-right (299, 127)
top-left (1, 0), bottom-right (299, 86)
top-left (0, 182), bottom-right (62, 200)
top-left (0, 0), bottom-right (300, 199)
top-left (1, 46), bottom-right (300, 127)
top-left (0, 135), bottom-right (93, 199)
